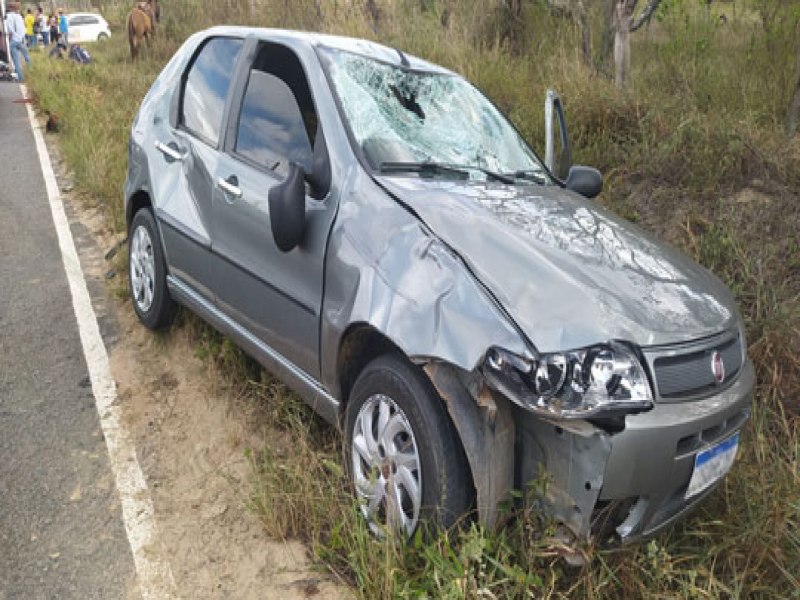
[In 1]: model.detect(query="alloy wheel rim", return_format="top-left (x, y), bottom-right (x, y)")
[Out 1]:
top-left (130, 224), bottom-right (155, 313)
top-left (351, 394), bottom-right (422, 537)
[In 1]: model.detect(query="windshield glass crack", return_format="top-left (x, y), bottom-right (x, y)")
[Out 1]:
top-left (322, 48), bottom-right (549, 184)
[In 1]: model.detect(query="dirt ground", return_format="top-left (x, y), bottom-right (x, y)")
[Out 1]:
top-left (50, 144), bottom-right (350, 599)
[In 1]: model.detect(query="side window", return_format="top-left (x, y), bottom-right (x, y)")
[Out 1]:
top-left (236, 72), bottom-right (313, 174)
top-left (86, 17), bottom-right (99, 25)
top-left (233, 43), bottom-right (317, 177)
top-left (181, 37), bottom-right (244, 146)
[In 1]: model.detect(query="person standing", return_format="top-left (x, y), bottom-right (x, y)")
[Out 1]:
top-left (49, 12), bottom-right (59, 45)
top-left (4, 2), bottom-right (30, 82)
top-left (58, 8), bottom-right (68, 46)
top-left (38, 7), bottom-right (48, 46)
top-left (24, 7), bottom-right (37, 49)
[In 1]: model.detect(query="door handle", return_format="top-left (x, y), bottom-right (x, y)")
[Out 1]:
top-left (217, 176), bottom-right (243, 199)
top-left (154, 140), bottom-right (185, 162)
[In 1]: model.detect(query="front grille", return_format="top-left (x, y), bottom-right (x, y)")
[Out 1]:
top-left (652, 334), bottom-right (743, 399)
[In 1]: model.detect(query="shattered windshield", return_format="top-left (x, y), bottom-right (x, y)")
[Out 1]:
top-left (321, 48), bottom-right (548, 183)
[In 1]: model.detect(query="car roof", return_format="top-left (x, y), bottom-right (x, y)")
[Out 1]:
top-left (199, 26), bottom-right (454, 75)
top-left (67, 13), bottom-right (106, 19)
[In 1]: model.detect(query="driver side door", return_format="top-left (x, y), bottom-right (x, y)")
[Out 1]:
top-left (209, 40), bottom-right (337, 379)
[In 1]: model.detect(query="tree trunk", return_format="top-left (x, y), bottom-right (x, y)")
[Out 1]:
top-left (439, 0), bottom-right (455, 28)
top-left (788, 48), bottom-right (800, 135)
top-left (614, 1), bottom-right (634, 90)
top-left (504, 0), bottom-right (522, 19)
top-left (611, 0), bottom-right (661, 88)
top-left (365, 0), bottom-right (380, 32)
top-left (599, 0), bottom-right (617, 76)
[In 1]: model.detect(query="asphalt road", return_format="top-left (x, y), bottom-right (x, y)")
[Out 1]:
top-left (0, 82), bottom-right (136, 598)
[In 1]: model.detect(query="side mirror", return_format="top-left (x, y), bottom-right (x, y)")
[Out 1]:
top-left (269, 163), bottom-right (306, 252)
top-left (565, 165), bottom-right (603, 199)
top-left (544, 89), bottom-right (572, 181)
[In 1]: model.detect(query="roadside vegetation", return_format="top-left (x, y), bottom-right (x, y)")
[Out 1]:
top-left (26, 0), bottom-right (800, 597)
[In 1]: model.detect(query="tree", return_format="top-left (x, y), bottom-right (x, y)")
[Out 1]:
top-left (612, 0), bottom-right (662, 89)
top-left (503, 0), bottom-right (523, 19)
top-left (365, 0), bottom-right (380, 32)
top-left (549, 0), bottom-right (659, 81)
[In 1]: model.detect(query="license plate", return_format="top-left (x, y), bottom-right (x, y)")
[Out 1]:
top-left (685, 432), bottom-right (740, 499)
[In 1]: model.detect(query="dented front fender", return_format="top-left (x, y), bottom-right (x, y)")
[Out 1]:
top-left (319, 170), bottom-right (526, 393)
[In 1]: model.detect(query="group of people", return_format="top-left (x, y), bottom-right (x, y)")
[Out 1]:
top-left (3, 3), bottom-right (69, 82)
top-left (22, 6), bottom-right (69, 49)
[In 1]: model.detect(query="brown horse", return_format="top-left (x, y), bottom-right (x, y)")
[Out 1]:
top-left (127, 0), bottom-right (160, 61)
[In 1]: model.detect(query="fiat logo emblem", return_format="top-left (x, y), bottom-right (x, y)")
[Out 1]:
top-left (711, 351), bottom-right (725, 385)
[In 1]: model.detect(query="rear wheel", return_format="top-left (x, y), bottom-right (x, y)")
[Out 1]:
top-left (345, 355), bottom-right (473, 538)
top-left (129, 208), bottom-right (176, 330)
top-left (97, 33), bottom-right (108, 41)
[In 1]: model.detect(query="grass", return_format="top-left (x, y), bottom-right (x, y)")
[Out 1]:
top-left (25, 1), bottom-right (800, 597)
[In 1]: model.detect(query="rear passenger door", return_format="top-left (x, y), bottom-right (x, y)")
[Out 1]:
top-left (153, 36), bottom-right (244, 299)
top-left (210, 40), bottom-right (337, 378)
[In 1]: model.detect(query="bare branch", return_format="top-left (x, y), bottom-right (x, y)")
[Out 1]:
top-left (630, 0), bottom-right (662, 32)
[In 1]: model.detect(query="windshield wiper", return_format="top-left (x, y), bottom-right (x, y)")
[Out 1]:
top-left (507, 170), bottom-right (547, 184)
top-left (379, 161), bottom-right (469, 179)
top-left (380, 162), bottom-right (519, 184)
top-left (461, 166), bottom-right (515, 184)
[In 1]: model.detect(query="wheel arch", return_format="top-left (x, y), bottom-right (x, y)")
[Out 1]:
top-left (340, 334), bottom-right (478, 531)
top-left (336, 323), bottom-right (404, 417)
top-left (126, 189), bottom-right (152, 233)
top-left (128, 205), bottom-right (178, 330)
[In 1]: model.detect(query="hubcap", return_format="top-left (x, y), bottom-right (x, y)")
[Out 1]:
top-left (351, 394), bottom-right (422, 537)
top-left (130, 224), bottom-right (156, 313)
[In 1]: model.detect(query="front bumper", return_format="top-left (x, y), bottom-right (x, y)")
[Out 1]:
top-left (516, 358), bottom-right (754, 544)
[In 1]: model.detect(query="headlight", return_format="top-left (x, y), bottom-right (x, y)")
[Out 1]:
top-left (482, 342), bottom-right (653, 418)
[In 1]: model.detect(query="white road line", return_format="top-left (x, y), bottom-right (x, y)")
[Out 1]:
top-left (22, 85), bottom-right (176, 599)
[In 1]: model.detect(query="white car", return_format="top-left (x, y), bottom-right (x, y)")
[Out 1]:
top-left (65, 13), bottom-right (111, 43)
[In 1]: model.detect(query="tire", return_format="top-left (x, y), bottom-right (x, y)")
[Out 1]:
top-left (129, 208), bottom-right (177, 330)
top-left (97, 33), bottom-right (108, 42)
top-left (345, 355), bottom-right (473, 538)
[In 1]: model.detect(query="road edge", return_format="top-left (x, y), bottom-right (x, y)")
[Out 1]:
top-left (22, 84), bottom-right (176, 600)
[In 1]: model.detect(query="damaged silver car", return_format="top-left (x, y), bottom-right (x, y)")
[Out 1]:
top-left (125, 27), bottom-right (754, 546)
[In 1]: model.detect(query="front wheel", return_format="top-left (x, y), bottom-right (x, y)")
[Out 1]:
top-left (129, 208), bottom-right (176, 330)
top-left (345, 355), bottom-right (473, 538)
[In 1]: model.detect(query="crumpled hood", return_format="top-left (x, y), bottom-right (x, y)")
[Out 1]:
top-left (377, 176), bottom-right (738, 352)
